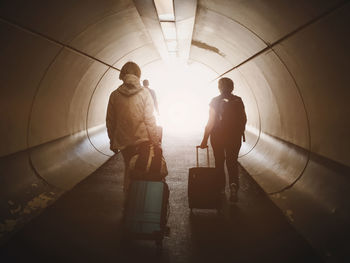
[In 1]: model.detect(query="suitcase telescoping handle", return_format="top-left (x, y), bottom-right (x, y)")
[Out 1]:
top-left (195, 146), bottom-right (210, 167)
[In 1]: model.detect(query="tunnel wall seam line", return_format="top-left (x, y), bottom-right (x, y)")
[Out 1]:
top-left (210, 0), bottom-right (350, 82)
top-left (66, 6), bottom-right (135, 45)
top-left (25, 46), bottom-right (66, 187)
top-left (199, 5), bottom-right (270, 47)
top-left (188, 58), bottom-right (220, 75)
top-left (85, 67), bottom-right (115, 157)
top-left (0, 17), bottom-right (122, 72)
top-left (139, 58), bottom-right (162, 68)
top-left (111, 43), bottom-right (157, 67)
top-left (266, 48), bottom-right (312, 195)
top-left (235, 70), bottom-right (262, 158)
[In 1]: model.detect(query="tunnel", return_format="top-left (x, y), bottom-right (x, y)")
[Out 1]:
top-left (1, 0), bottom-right (350, 262)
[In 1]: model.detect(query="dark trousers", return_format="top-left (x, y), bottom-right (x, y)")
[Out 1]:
top-left (120, 141), bottom-right (153, 191)
top-left (211, 136), bottom-right (241, 190)
top-left (121, 145), bottom-right (138, 192)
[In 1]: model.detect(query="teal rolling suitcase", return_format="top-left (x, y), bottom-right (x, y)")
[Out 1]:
top-left (123, 180), bottom-right (169, 249)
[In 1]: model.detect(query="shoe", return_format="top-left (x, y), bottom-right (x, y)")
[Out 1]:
top-left (229, 184), bottom-right (238, 203)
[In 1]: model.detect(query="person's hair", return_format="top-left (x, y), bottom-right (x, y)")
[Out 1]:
top-left (143, 79), bottom-right (149, 87)
top-left (218, 77), bottom-right (234, 94)
top-left (119, 61), bottom-right (141, 80)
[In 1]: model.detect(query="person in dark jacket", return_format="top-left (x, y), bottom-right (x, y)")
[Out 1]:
top-left (200, 77), bottom-right (247, 203)
top-left (143, 79), bottom-right (163, 143)
top-left (143, 79), bottom-right (159, 115)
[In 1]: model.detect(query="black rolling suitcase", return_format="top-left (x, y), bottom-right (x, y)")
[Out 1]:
top-left (123, 180), bottom-right (170, 249)
top-left (188, 146), bottom-right (221, 212)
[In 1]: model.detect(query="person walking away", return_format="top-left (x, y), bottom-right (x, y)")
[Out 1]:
top-left (106, 62), bottom-right (160, 192)
top-left (143, 79), bottom-right (163, 143)
top-left (143, 79), bottom-right (159, 115)
top-left (200, 77), bottom-right (247, 203)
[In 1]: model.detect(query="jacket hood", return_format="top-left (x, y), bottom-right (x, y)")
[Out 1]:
top-left (117, 74), bottom-right (143, 96)
top-left (117, 83), bottom-right (143, 96)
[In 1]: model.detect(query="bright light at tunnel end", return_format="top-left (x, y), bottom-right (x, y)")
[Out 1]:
top-left (142, 59), bottom-right (218, 136)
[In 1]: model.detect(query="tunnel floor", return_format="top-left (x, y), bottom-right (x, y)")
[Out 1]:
top-left (0, 132), bottom-right (323, 263)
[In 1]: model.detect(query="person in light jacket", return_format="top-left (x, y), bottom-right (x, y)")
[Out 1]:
top-left (106, 61), bottom-right (160, 191)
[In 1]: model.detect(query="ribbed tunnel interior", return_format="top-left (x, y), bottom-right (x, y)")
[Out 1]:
top-left (1, 0), bottom-right (349, 260)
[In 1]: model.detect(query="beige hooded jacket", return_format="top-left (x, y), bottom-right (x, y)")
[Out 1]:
top-left (106, 74), bottom-right (159, 152)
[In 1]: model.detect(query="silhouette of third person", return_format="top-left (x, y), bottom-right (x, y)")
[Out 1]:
top-left (143, 79), bottom-right (159, 115)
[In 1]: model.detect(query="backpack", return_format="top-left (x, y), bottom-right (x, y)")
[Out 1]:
top-left (219, 95), bottom-right (246, 140)
top-left (128, 142), bottom-right (168, 181)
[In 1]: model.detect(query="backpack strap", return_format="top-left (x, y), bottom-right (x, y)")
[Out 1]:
top-left (149, 145), bottom-right (162, 174)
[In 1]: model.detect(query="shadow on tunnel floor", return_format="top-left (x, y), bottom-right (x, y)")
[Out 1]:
top-left (0, 134), bottom-right (324, 263)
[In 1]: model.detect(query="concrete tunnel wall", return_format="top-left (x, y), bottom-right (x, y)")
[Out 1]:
top-left (0, 0), bottom-right (349, 260)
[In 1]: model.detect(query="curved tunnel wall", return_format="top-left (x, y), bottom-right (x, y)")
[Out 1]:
top-left (194, 2), bottom-right (350, 260)
top-left (0, 0), bottom-right (350, 260)
top-left (0, 0), bottom-right (158, 242)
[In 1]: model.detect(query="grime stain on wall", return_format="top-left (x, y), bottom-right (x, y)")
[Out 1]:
top-left (192, 40), bottom-right (225, 57)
